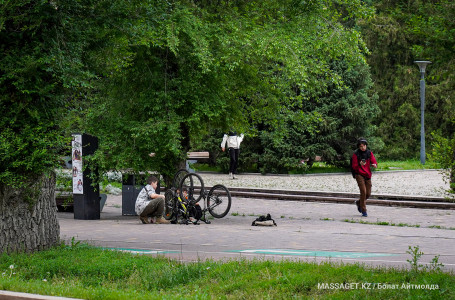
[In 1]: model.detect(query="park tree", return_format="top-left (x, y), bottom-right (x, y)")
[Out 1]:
top-left (194, 58), bottom-right (380, 174)
top-left (190, 1), bottom-right (379, 173)
top-left (1, 0), bottom-right (375, 252)
top-left (405, 0), bottom-right (455, 194)
top-left (256, 60), bottom-right (380, 173)
top-left (82, 0), bottom-right (376, 179)
top-left (1, 0), bottom-right (70, 253)
top-left (431, 131), bottom-right (455, 196)
top-left (360, 0), bottom-right (455, 159)
top-left (0, 0), bottom-right (142, 253)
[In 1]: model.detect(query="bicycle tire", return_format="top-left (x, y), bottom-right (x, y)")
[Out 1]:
top-left (164, 189), bottom-right (176, 221)
top-left (179, 172), bottom-right (204, 204)
top-left (207, 184), bottom-right (231, 218)
top-left (172, 169), bottom-right (189, 189)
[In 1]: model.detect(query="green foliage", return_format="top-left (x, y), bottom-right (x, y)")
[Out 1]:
top-left (194, 59), bottom-right (380, 174)
top-left (260, 59), bottom-right (380, 171)
top-left (1, 1), bottom-right (71, 188)
top-left (405, 246), bottom-right (421, 272)
top-left (0, 126), bottom-right (65, 188)
top-left (361, 0), bottom-right (455, 159)
top-left (1, 0), bottom-right (380, 186)
top-left (6, 0), bottom-right (452, 188)
top-left (0, 0), bottom-right (126, 188)
top-left (430, 130), bottom-right (455, 194)
top-left (406, 245), bottom-right (445, 274)
top-left (78, 0), bottom-right (376, 179)
top-left (344, 219), bottom-right (421, 229)
top-left (0, 0), bottom-right (172, 187)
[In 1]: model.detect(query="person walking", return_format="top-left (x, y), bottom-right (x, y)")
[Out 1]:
top-left (221, 131), bottom-right (244, 179)
top-left (351, 138), bottom-right (377, 217)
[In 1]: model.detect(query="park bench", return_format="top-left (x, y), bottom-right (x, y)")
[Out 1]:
top-left (148, 151), bottom-right (209, 164)
top-left (187, 151), bottom-right (210, 162)
top-left (186, 151), bottom-right (210, 172)
top-left (55, 191), bottom-right (107, 212)
top-left (55, 191), bottom-right (73, 211)
top-left (149, 151), bottom-right (209, 161)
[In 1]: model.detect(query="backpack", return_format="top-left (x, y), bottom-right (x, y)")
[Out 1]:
top-left (252, 214), bottom-right (277, 226)
top-left (189, 204), bottom-right (202, 220)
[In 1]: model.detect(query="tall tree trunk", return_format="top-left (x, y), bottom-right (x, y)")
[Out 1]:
top-left (0, 173), bottom-right (60, 253)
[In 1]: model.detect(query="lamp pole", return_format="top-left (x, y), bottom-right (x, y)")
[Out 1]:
top-left (414, 61), bottom-right (431, 165)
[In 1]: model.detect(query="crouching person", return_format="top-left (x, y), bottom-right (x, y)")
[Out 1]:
top-left (135, 175), bottom-right (170, 224)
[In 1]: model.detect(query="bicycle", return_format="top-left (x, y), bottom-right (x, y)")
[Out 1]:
top-left (172, 168), bottom-right (189, 189)
top-left (164, 172), bottom-right (232, 224)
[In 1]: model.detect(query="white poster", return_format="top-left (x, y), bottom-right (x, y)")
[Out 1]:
top-left (72, 134), bottom-right (83, 194)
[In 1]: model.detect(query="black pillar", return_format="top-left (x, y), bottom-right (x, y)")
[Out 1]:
top-left (72, 133), bottom-right (100, 220)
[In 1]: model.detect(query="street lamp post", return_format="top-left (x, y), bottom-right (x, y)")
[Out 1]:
top-left (414, 60), bottom-right (431, 165)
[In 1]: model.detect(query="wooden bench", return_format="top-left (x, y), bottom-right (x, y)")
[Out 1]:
top-left (149, 151), bottom-right (210, 162)
top-left (55, 191), bottom-right (107, 212)
top-left (187, 151), bottom-right (210, 161)
top-left (55, 192), bottom-right (73, 212)
top-left (186, 152), bottom-right (210, 172)
top-left (148, 151), bottom-right (210, 173)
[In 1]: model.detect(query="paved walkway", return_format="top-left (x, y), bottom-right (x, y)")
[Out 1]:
top-left (58, 171), bottom-right (455, 272)
top-left (201, 169), bottom-right (450, 197)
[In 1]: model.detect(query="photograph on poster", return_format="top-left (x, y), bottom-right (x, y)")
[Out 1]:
top-left (76, 179), bottom-right (83, 192)
top-left (72, 134), bottom-right (84, 194)
top-left (72, 149), bottom-right (81, 160)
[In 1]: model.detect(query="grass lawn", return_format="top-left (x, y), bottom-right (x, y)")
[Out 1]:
top-left (1, 243), bottom-right (453, 299)
top-left (375, 159), bottom-right (441, 171)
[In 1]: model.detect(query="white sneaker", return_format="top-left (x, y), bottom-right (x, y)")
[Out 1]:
top-left (229, 172), bottom-right (233, 179)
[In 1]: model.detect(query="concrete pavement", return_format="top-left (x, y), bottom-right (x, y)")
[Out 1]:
top-left (58, 189), bottom-right (455, 272)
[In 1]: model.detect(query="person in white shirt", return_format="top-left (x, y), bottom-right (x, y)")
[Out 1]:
top-left (221, 131), bottom-right (244, 179)
top-left (135, 175), bottom-right (170, 224)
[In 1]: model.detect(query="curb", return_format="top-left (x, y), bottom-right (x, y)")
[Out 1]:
top-left (197, 169), bottom-right (443, 177)
top-left (0, 290), bottom-right (82, 300)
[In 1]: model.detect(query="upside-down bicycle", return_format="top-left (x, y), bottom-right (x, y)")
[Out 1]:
top-left (164, 169), bottom-right (232, 224)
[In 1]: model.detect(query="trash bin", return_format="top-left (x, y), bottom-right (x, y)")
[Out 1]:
top-left (122, 173), bottom-right (160, 216)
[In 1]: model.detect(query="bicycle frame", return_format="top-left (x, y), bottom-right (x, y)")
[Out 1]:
top-left (165, 172), bottom-right (231, 225)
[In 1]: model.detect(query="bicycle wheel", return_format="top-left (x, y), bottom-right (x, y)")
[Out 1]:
top-left (172, 169), bottom-right (189, 189)
top-left (179, 172), bottom-right (204, 204)
top-left (207, 184), bottom-right (231, 218)
top-left (164, 189), bottom-right (176, 221)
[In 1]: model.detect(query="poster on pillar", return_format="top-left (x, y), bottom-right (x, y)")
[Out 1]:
top-left (72, 134), bottom-right (84, 194)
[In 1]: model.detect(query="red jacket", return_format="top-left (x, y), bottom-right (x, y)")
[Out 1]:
top-left (352, 150), bottom-right (377, 179)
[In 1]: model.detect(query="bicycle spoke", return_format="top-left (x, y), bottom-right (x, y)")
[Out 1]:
top-left (207, 184), bottom-right (231, 218)
top-left (179, 172), bottom-right (204, 204)
top-left (172, 169), bottom-right (189, 189)
top-left (164, 189), bottom-right (176, 220)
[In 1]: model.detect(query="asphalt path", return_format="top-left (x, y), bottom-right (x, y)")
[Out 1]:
top-left (58, 172), bottom-right (455, 272)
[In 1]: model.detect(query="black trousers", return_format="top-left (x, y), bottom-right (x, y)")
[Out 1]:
top-left (228, 148), bottom-right (240, 174)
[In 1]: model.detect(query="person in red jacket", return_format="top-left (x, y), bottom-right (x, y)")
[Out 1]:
top-left (352, 138), bottom-right (377, 217)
